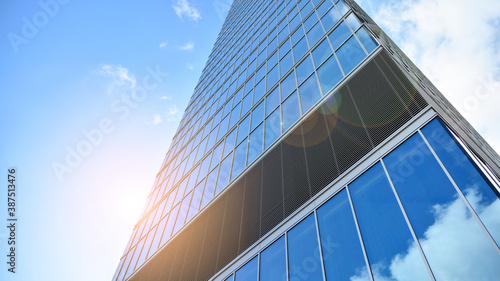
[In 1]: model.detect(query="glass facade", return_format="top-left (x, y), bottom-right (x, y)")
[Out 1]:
top-left (113, 0), bottom-right (500, 280)
top-left (218, 118), bottom-right (500, 281)
top-left (114, 1), bottom-right (382, 280)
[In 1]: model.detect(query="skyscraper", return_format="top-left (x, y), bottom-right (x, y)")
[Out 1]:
top-left (113, 0), bottom-right (500, 280)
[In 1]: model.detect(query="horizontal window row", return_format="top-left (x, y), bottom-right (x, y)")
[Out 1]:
top-left (220, 118), bottom-right (500, 281)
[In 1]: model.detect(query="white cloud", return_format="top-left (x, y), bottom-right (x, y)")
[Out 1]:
top-left (165, 105), bottom-right (182, 122)
top-left (152, 113), bottom-right (163, 125)
top-left (179, 41), bottom-right (194, 51)
top-left (349, 188), bottom-right (500, 280)
top-left (160, 95), bottom-right (173, 100)
top-left (186, 63), bottom-right (194, 70)
top-left (173, 0), bottom-right (201, 22)
top-left (362, 0), bottom-right (500, 154)
top-left (159, 41), bottom-right (168, 49)
top-left (97, 65), bottom-right (136, 96)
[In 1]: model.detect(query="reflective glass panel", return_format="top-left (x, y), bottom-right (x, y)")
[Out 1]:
top-left (235, 256), bottom-right (258, 281)
top-left (267, 65), bottom-right (280, 92)
top-left (266, 87), bottom-right (280, 116)
top-left (349, 162), bottom-right (431, 281)
top-left (384, 132), bottom-right (500, 280)
top-left (296, 55), bottom-right (314, 85)
top-left (299, 73), bottom-right (322, 114)
top-left (282, 91), bottom-right (301, 132)
top-left (336, 36), bottom-right (366, 74)
top-left (237, 115), bottom-right (251, 144)
top-left (287, 214), bottom-right (323, 281)
top-left (356, 27), bottom-right (378, 54)
top-left (232, 138), bottom-right (248, 180)
top-left (293, 37), bottom-right (309, 63)
top-left (251, 101), bottom-right (265, 131)
top-left (260, 236), bottom-right (286, 281)
top-left (316, 189), bottom-right (368, 281)
top-left (328, 21), bottom-right (351, 50)
top-left (247, 124), bottom-right (264, 165)
top-left (281, 70), bottom-right (297, 102)
top-left (421, 118), bottom-right (500, 246)
top-left (265, 108), bottom-right (281, 149)
top-left (321, 7), bottom-right (341, 32)
top-left (307, 22), bottom-right (324, 47)
top-left (215, 152), bottom-right (233, 195)
top-left (312, 39), bottom-right (333, 67)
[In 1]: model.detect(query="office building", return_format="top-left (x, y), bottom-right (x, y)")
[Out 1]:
top-left (113, 0), bottom-right (500, 280)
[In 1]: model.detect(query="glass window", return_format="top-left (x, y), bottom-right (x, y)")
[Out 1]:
top-left (210, 141), bottom-right (224, 175)
top-left (282, 91), bottom-right (301, 132)
top-left (320, 7), bottom-right (341, 32)
top-left (304, 12), bottom-right (319, 31)
top-left (202, 167), bottom-right (217, 206)
top-left (231, 138), bottom-right (248, 180)
top-left (224, 129), bottom-right (237, 157)
top-left (260, 236), bottom-right (286, 281)
top-left (421, 119), bottom-right (500, 246)
top-left (345, 13), bottom-right (361, 31)
top-left (328, 21), bottom-right (351, 50)
top-left (297, 54), bottom-right (314, 85)
top-left (287, 214), bottom-right (323, 281)
top-left (247, 124), bottom-right (264, 165)
top-left (241, 93), bottom-right (253, 117)
top-left (293, 37), bottom-right (309, 63)
top-left (336, 36), bottom-right (366, 74)
top-left (317, 54), bottom-right (343, 94)
top-left (266, 87), bottom-right (280, 116)
top-left (317, 189), bottom-right (368, 280)
top-left (348, 162), bottom-right (431, 281)
top-left (229, 102), bottom-right (241, 129)
top-left (335, 0), bottom-right (349, 15)
top-left (307, 22), bottom-right (324, 47)
top-left (251, 101), bottom-right (265, 131)
top-left (268, 51), bottom-right (278, 69)
top-left (161, 203), bottom-right (180, 245)
top-left (218, 115), bottom-right (230, 140)
top-left (215, 152), bottom-right (233, 195)
top-left (317, 0), bottom-right (333, 17)
top-left (279, 52), bottom-right (294, 78)
top-left (188, 180), bottom-right (204, 218)
top-left (384, 132), bottom-right (500, 280)
top-left (267, 65), bottom-right (279, 92)
top-left (172, 191), bottom-right (192, 234)
top-left (291, 25), bottom-right (305, 46)
top-left (235, 256), bottom-right (258, 281)
top-left (280, 70), bottom-right (297, 102)
top-left (265, 108), bottom-right (281, 149)
top-left (237, 115), bottom-right (251, 145)
top-left (356, 27), bottom-right (378, 54)
top-left (299, 73), bottom-right (322, 114)
top-left (312, 39), bottom-right (333, 67)
top-left (253, 76), bottom-right (266, 104)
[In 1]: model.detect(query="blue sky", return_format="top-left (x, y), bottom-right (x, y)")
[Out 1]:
top-left (0, 0), bottom-right (499, 280)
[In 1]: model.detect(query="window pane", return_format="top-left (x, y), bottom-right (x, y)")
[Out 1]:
top-left (328, 21), bottom-right (351, 50)
top-left (202, 167), bottom-right (217, 206)
top-left (296, 55), bottom-right (314, 85)
top-left (172, 191), bottom-right (192, 234)
top-left (336, 36), bottom-right (366, 74)
top-left (317, 54), bottom-right (343, 94)
top-left (317, 189), bottom-right (368, 281)
top-left (265, 108), bottom-right (281, 149)
top-left (291, 25), bottom-right (305, 46)
top-left (421, 118), bottom-right (500, 246)
top-left (260, 236), bottom-right (286, 281)
top-left (348, 162), bottom-right (431, 281)
top-left (321, 7), bottom-right (341, 32)
top-left (251, 101), bottom-right (265, 131)
top-left (266, 87), bottom-right (280, 116)
top-left (287, 214), bottom-right (323, 281)
top-left (312, 39), bottom-right (333, 67)
top-left (254, 78), bottom-right (266, 105)
top-left (237, 115), bottom-right (251, 144)
top-left (280, 52), bottom-right (294, 78)
top-left (241, 93), bottom-right (253, 117)
top-left (293, 37), bottom-right (309, 63)
top-left (307, 22), bottom-right (324, 47)
top-left (299, 73), bottom-right (322, 114)
top-left (267, 65), bottom-right (279, 92)
top-left (280, 70), bottom-right (297, 101)
top-left (223, 129), bottom-right (237, 157)
top-left (356, 27), bottom-right (378, 54)
top-left (235, 256), bottom-right (258, 281)
top-left (215, 152), bottom-right (233, 195)
top-left (384, 132), bottom-right (500, 280)
top-left (247, 124), bottom-right (264, 165)
top-left (282, 91), bottom-right (301, 132)
top-left (231, 138), bottom-right (248, 180)
top-left (345, 13), bottom-right (361, 31)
